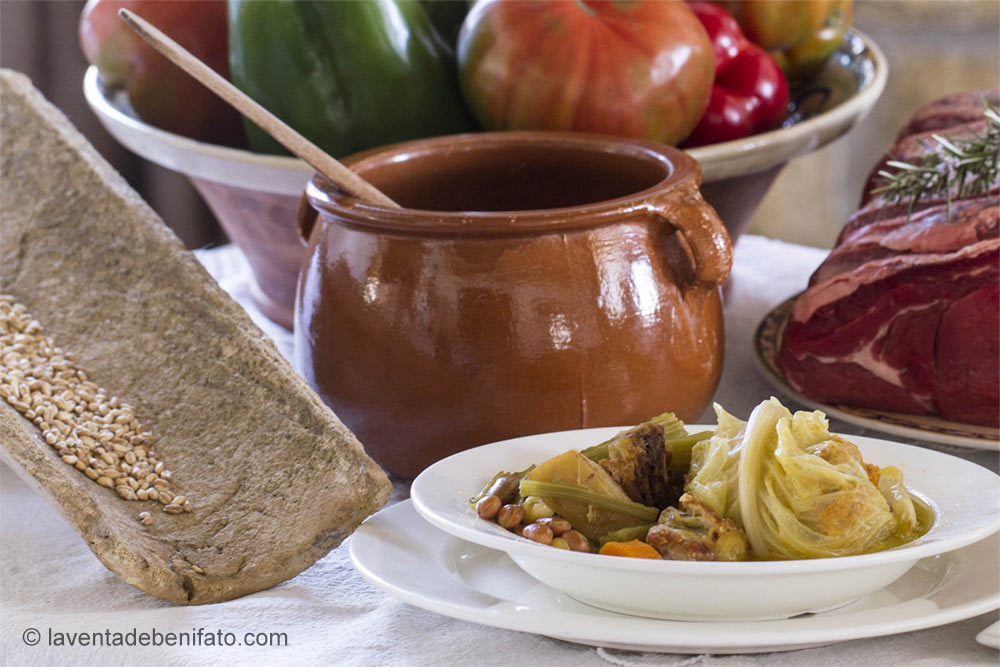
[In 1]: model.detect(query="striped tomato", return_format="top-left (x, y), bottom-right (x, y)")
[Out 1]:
top-left (457, 0), bottom-right (715, 146)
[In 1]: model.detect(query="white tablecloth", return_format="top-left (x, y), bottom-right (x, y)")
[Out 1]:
top-left (2, 235), bottom-right (997, 666)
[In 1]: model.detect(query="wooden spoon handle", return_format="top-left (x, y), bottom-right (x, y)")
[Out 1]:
top-left (118, 8), bottom-right (400, 209)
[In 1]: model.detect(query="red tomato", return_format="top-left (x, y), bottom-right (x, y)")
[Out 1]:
top-left (457, 0), bottom-right (715, 146)
top-left (79, 0), bottom-right (244, 145)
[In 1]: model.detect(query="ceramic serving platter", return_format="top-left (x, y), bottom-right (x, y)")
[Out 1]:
top-left (82, 30), bottom-right (884, 188)
top-left (350, 501), bottom-right (1000, 654)
top-left (754, 297), bottom-right (1000, 450)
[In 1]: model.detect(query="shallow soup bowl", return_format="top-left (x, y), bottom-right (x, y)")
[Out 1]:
top-left (409, 425), bottom-right (1000, 622)
top-left (295, 131), bottom-right (732, 478)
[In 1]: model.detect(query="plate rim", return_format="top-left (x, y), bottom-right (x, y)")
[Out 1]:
top-left (753, 295), bottom-right (1000, 450)
top-left (349, 500), bottom-right (1000, 653)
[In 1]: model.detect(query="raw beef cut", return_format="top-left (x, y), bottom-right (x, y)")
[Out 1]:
top-left (813, 198), bottom-right (998, 285)
top-left (933, 283), bottom-right (999, 426)
top-left (777, 232), bottom-right (998, 424)
top-left (776, 91), bottom-right (1000, 427)
top-left (893, 88), bottom-right (1000, 142)
top-left (853, 120), bottom-right (999, 233)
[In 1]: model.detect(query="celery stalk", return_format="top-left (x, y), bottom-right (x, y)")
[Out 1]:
top-left (666, 430), bottom-right (713, 474)
top-left (581, 412), bottom-right (689, 463)
top-left (519, 479), bottom-right (660, 523)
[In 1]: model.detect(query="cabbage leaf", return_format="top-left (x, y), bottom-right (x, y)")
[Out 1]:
top-left (685, 397), bottom-right (909, 560)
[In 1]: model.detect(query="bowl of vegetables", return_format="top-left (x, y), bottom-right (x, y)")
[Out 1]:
top-left (82, 0), bottom-right (886, 330)
top-left (410, 398), bottom-right (1000, 621)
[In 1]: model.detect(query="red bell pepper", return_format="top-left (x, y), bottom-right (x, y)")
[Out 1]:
top-left (683, 2), bottom-right (789, 147)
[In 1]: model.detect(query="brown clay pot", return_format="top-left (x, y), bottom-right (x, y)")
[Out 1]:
top-left (295, 132), bottom-right (732, 479)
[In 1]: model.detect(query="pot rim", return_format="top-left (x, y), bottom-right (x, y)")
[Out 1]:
top-left (304, 131), bottom-right (702, 236)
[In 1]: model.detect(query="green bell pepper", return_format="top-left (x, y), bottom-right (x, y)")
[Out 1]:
top-left (228, 0), bottom-right (476, 157)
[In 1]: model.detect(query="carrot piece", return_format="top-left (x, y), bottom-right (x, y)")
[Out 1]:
top-left (598, 539), bottom-right (662, 559)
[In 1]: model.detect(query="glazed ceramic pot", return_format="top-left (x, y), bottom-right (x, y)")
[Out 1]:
top-left (295, 132), bottom-right (732, 479)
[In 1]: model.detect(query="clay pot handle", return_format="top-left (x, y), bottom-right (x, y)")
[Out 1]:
top-left (297, 194), bottom-right (319, 247)
top-left (649, 186), bottom-right (733, 287)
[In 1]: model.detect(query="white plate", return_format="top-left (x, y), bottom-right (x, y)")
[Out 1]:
top-left (410, 425), bottom-right (1000, 621)
top-left (977, 620), bottom-right (1000, 650)
top-left (754, 297), bottom-right (1000, 450)
top-left (350, 501), bottom-right (1000, 654)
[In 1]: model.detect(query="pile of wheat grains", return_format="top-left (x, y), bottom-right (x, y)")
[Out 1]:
top-left (0, 295), bottom-right (191, 524)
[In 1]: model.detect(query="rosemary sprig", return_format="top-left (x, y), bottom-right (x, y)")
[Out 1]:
top-left (871, 104), bottom-right (999, 220)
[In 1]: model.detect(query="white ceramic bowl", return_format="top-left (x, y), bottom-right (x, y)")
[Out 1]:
top-left (410, 425), bottom-right (1000, 622)
top-left (82, 30), bottom-right (886, 200)
top-left (83, 66), bottom-right (312, 195)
